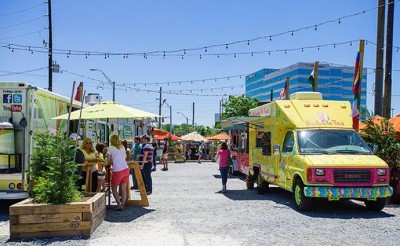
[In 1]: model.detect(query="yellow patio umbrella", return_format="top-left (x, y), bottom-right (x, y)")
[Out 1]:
top-left (52, 101), bottom-right (160, 120)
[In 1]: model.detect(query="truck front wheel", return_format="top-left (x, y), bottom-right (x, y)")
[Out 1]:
top-left (365, 198), bottom-right (386, 211)
top-left (293, 179), bottom-right (311, 211)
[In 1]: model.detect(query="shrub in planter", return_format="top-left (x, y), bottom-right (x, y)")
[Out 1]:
top-left (10, 130), bottom-right (105, 239)
top-left (361, 118), bottom-right (400, 204)
top-left (28, 130), bottom-right (82, 203)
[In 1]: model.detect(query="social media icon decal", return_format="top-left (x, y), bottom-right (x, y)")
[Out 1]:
top-left (13, 94), bottom-right (22, 103)
top-left (3, 94), bottom-right (12, 103)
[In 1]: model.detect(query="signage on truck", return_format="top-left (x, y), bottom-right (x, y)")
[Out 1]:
top-left (11, 105), bottom-right (22, 112)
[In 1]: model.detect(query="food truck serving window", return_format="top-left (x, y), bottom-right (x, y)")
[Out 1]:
top-left (256, 131), bottom-right (271, 156)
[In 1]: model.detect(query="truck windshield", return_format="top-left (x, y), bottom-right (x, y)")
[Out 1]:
top-left (297, 129), bottom-right (371, 155)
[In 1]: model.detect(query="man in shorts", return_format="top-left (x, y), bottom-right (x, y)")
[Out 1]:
top-left (161, 138), bottom-right (169, 171)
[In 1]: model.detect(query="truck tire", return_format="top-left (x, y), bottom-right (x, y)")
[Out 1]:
top-left (293, 179), bottom-right (311, 211)
top-left (257, 174), bottom-right (269, 194)
top-left (365, 198), bottom-right (386, 211)
top-left (246, 175), bottom-right (254, 190)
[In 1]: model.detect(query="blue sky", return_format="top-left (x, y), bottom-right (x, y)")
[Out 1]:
top-left (0, 0), bottom-right (399, 126)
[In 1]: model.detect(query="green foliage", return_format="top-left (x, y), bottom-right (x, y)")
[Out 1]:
top-left (361, 118), bottom-right (400, 168)
top-left (28, 131), bottom-right (82, 204)
top-left (222, 95), bottom-right (259, 119)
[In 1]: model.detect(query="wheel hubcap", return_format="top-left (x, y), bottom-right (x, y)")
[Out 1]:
top-left (295, 185), bottom-right (301, 205)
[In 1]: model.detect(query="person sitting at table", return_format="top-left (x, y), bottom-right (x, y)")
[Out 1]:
top-left (95, 142), bottom-right (108, 192)
top-left (80, 138), bottom-right (98, 192)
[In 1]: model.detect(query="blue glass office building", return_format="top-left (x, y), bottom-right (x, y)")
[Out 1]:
top-left (245, 62), bottom-right (367, 109)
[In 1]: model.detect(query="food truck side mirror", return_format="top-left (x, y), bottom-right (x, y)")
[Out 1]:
top-left (273, 144), bottom-right (280, 155)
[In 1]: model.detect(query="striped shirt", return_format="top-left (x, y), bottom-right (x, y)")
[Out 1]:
top-left (142, 144), bottom-right (154, 163)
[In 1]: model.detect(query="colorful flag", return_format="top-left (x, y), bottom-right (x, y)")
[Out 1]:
top-left (74, 82), bottom-right (83, 102)
top-left (308, 70), bottom-right (315, 91)
top-left (279, 83), bottom-right (287, 100)
top-left (352, 44), bottom-right (362, 130)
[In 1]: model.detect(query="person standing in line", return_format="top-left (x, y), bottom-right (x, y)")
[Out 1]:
top-left (161, 138), bottom-right (169, 171)
top-left (130, 136), bottom-right (141, 190)
top-left (198, 142), bottom-right (204, 163)
top-left (107, 134), bottom-right (130, 211)
top-left (140, 135), bottom-right (154, 195)
top-left (215, 142), bottom-right (230, 193)
top-left (80, 138), bottom-right (98, 192)
top-left (151, 142), bottom-right (161, 172)
top-left (95, 142), bottom-right (107, 192)
top-left (121, 139), bottom-right (132, 162)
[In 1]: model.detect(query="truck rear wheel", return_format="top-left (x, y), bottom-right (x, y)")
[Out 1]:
top-left (293, 179), bottom-right (311, 211)
top-left (257, 174), bottom-right (269, 194)
top-left (246, 175), bottom-right (254, 190)
top-left (365, 198), bottom-right (386, 211)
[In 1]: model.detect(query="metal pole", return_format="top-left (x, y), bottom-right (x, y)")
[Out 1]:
top-left (374, 0), bottom-right (385, 116)
top-left (192, 102), bottom-right (195, 127)
top-left (112, 81), bottom-right (115, 102)
top-left (48, 0), bottom-right (53, 91)
top-left (186, 117), bottom-right (188, 134)
top-left (159, 87), bottom-right (162, 129)
top-left (169, 105), bottom-right (172, 133)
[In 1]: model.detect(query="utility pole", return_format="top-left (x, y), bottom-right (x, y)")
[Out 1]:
top-left (383, 0), bottom-right (395, 118)
top-left (374, 0), bottom-right (385, 116)
top-left (48, 0), bottom-right (53, 91)
top-left (192, 102), bottom-right (195, 127)
top-left (158, 87), bottom-right (162, 128)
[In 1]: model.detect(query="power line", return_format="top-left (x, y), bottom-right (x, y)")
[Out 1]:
top-left (0, 28), bottom-right (47, 41)
top-left (0, 67), bottom-right (47, 76)
top-left (0, 16), bottom-right (45, 30)
top-left (0, 2), bottom-right (45, 18)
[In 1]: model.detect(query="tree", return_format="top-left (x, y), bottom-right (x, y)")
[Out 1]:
top-left (221, 95), bottom-right (259, 119)
top-left (360, 118), bottom-right (400, 168)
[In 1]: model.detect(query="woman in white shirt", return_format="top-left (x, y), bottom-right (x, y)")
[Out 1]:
top-left (107, 134), bottom-right (129, 211)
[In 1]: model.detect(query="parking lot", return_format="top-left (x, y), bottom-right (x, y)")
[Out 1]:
top-left (1, 161), bottom-right (400, 246)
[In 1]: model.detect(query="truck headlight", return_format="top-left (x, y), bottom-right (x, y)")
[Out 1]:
top-left (315, 168), bottom-right (325, 176)
top-left (377, 168), bottom-right (386, 176)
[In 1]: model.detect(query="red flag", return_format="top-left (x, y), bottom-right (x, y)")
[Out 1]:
top-left (279, 83), bottom-right (287, 100)
top-left (74, 82), bottom-right (83, 102)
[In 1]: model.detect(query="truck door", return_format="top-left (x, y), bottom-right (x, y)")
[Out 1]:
top-left (278, 131), bottom-right (295, 189)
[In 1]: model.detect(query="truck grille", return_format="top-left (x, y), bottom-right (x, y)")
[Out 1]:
top-left (334, 170), bottom-right (371, 183)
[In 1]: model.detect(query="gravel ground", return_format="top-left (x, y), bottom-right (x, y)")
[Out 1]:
top-left (1, 161), bottom-right (400, 246)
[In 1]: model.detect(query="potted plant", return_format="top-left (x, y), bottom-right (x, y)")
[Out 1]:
top-left (9, 130), bottom-right (105, 239)
top-left (361, 118), bottom-right (400, 204)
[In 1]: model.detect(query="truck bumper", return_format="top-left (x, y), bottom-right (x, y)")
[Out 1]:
top-left (304, 186), bottom-right (393, 199)
top-left (0, 191), bottom-right (29, 200)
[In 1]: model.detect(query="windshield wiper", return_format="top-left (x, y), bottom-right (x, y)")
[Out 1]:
top-left (331, 149), bottom-right (369, 155)
top-left (301, 149), bottom-right (334, 155)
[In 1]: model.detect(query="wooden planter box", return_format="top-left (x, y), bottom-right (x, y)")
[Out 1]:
top-left (9, 192), bottom-right (106, 239)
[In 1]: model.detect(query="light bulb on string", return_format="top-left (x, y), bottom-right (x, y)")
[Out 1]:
top-left (181, 55), bottom-right (184, 59)
top-left (226, 44), bottom-right (228, 49)
top-left (338, 18), bottom-right (341, 24)
top-left (350, 42), bottom-right (352, 46)
top-left (314, 25), bottom-right (317, 31)
top-left (200, 54), bottom-right (202, 59)
top-left (184, 49), bottom-right (186, 55)
top-left (269, 36), bottom-right (272, 41)
top-left (234, 53), bottom-right (236, 58)
top-left (205, 47), bottom-right (207, 52)
top-left (251, 52), bottom-right (254, 56)
top-left (247, 40), bottom-right (250, 45)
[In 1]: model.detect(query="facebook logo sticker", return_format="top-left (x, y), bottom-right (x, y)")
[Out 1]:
top-left (3, 94), bottom-right (12, 103)
top-left (13, 94), bottom-right (22, 103)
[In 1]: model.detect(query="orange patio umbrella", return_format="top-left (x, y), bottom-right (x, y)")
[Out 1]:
top-left (389, 115), bottom-right (400, 140)
top-left (359, 115), bottom-right (385, 131)
top-left (207, 132), bottom-right (229, 141)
